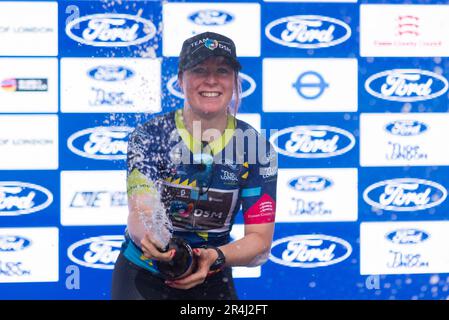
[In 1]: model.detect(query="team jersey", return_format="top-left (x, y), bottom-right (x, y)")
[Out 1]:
top-left (126, 108), bottom-right (278, 248)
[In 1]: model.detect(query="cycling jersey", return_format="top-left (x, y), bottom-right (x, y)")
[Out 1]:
top-left (123, 109), bottom-right (277, 273)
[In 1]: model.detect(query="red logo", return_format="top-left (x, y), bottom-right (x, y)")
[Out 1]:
top-left (396, 15), bottom-right (420, 37)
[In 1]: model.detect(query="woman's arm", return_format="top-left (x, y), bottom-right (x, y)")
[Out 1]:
top-left (127, 189), bottom-right (174, 262)
top-left (219, 222), bottom-right (275, 267)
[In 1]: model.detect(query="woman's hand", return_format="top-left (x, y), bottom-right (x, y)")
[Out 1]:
top-left (140, 233), bottom-right (175, 262)
top-left (164, 247), bottom-right (218, 290)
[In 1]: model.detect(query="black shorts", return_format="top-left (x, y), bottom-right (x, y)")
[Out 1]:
top-left (111, 251), bottom-right (238, 300)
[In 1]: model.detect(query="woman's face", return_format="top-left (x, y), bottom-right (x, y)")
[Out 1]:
top-left (179, 56), bottom-right (235, 117)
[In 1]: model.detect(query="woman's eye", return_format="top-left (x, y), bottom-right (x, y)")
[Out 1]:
top-left (217, 68), bottom-right (230, 74)
top-left (192, 68), bottom-right (206, 74)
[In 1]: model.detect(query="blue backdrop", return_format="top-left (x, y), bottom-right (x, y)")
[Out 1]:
top-left (1, 0), bottom-right (449, 300)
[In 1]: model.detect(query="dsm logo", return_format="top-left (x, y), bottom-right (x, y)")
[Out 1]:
top-left (87, 65), bottom-right (135, 82)
top-left (365, 69), bottom-right (449, 102)
top-left (65, 13), bottom-right (157, 47)
top-left (270, 125), bottom-right (355, 159)
top-left (386, 229), bottom-right (429, 245)
top-left (289, 176), bottom-right (333, 192)
top-left (67, 235), bottom-right (124, 269)
top-left (0, 236), bottom-right (32, 252)
top-left (67, 126), bottom-right (133, 160)
top-left (269, 234), bottom-right (352, 268)
top-left (265, 15), bottom-right (351, 49)
top-left (363, 178), bottom-right (447, 212)
top-left (188, 10), bottom-right (234, 26)
top-left (0, 182), bottom-right (53, 216)
top-left (385, 120), bottom-right (428, 136)
top-left (167, 72), bottom-right (256, 99)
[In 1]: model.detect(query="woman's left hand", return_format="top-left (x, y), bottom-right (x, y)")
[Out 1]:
top-left (164, 247), bottom-right (217, 290)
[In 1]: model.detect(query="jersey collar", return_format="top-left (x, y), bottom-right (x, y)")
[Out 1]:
top-left (174, 108), bottom-right (236, 155)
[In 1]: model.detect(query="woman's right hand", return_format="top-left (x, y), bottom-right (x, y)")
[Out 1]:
top-left (140, 233), bottom-right (175, 262)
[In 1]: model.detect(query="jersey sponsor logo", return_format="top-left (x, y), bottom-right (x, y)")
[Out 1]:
top-left (87, 65), bottom-right (135, 82)
top-left (0, 182), bottom-right (53, 216)
top-left (1, 78), bottom-right (48, 92)
top-left (170, 200), bottom-right (194, 218)
top-left (188, 10), bottom-right (234, 26)
top-left (167, 72), bottom-right (255, 99)
top-left (385, 229), bottom-right (429, 245)
top-left (269, 234), bottom-right (352, 267)
top-left (363, 178), bottom-right (447, 211)
top-left (270, 125), bottom-right (355, 158)
top-left (0, 236), bottom-right (31, 252)
top-left (244, 194), bottom-right (276, 224)
top-left (365, 69), bottom-right (448, 102)
top-left (265, 15), bottom-right (351, 49)
top-left (289, 175), bottom-right (333, 192)
top-left (385, 120), bottom-right (428, 136)
top-left (65, 13), bottom-right (157, 47)
top-left (260, 165), bottom-right (277, 179)
top-left (67, 235), bottom-right (124, 270)
top-left (220, 169), bottom-right (238, 182)
top-left (67, 126), bottom-right (133, 160)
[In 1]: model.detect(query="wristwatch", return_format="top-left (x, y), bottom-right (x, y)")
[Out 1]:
top-left (201, 245), bottom-right (226, 271)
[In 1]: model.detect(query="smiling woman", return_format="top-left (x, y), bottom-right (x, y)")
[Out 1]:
top-left (111, 31), bottom-right (278, 300)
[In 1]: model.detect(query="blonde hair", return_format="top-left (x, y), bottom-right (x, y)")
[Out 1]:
top-left (230, 72), bottom-right (242, 118)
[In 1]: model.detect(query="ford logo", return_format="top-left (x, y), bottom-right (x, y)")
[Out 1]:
top-left (288, 176), bottom-right (333, 192)
top-left (188, 10), bottom-right (234, 26)
top-left (365, 69), bottom-right (449, 102)
top-left (386, 229), bottom-right (430, 245)
top-left (363, 178), bottom-right (447, 212)
top-left (65, 13), bottom-right (157, 47)
top-left (67, 126), bottom-right (133, 160)
top-left (0, 182), bottom-right (53, 216)
top-left (385, 120), bottom-right (428, 136)
top-left (67, 235), bottom-right (124, 269)
top-left (269, 234), bottom-right (352, 267)
top-left (87, 65), bottom-right (135, 82)
top-left (265, 15), bottom-right (351, 49)
top-left (167, 72), bottom-right (256, 99)
top-left (0, 235), bottom-right (32, 252)
top-left (269, 125), bottom-right (355, 158)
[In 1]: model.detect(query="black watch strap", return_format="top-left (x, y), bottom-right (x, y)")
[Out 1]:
top-left (201, 245), bottom-right (226, 271)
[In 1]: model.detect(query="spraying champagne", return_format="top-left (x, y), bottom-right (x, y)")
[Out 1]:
top-left (139, 182), bottom-right (196, 280)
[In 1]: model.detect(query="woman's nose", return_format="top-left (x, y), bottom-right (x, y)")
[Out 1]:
top-left (204, 71), bottom-right (218, 85)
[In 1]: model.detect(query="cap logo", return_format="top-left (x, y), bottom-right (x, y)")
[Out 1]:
top-left (204, 39), bottom-right (219, 50)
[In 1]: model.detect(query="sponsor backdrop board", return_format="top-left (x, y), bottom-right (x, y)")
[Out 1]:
top-left (0, 0), bottom-right (448, 300)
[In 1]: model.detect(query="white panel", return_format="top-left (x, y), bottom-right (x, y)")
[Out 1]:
top-left (61, 58), bottom-right (161, 113)
top-left (163, 3), bottom-right (260, 57)
top-left (61, 171), bottom-right (128, 226)
top-left (276, 168), bottom-right (358, 222)
top-left (0, 58), bottom-right (58, 113)
top-left (361, 221), bottom-right (449, 275)
top-left (0, 227), bottom-right (59, 283)
top-left (360, 4), bottom-right (449, 57)
top-left (0, 2), bottom-right (58, 56)
top-left (263, 58), bottom-right (358, 112)
top-left (360, 113), bottom-right (449, 166)
top-left (0, 115), bottom-right (58, 170)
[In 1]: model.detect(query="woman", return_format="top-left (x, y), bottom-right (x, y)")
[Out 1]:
top-left (111, 31), bottom-right (278, 300)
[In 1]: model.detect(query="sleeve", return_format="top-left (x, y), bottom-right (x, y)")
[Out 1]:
top-left (126, 125), bottom-right (161, 197)
top-left (240, 135), bottom-right (278, 225)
